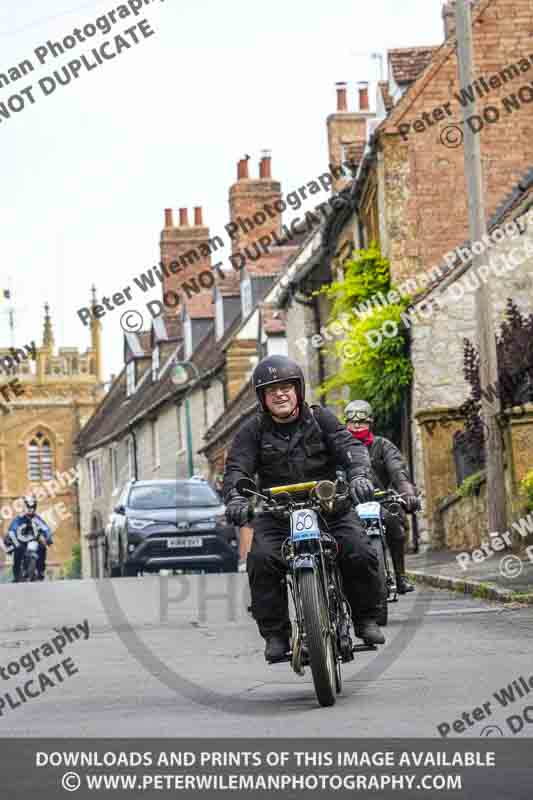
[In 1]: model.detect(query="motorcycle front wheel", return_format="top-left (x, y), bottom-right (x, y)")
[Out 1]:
top-left (372, 538), bottom-right (389, 627)
top-left (24, 558), bottom-right (37, 582)
top-left (299, 569), bottom-right (337, 707)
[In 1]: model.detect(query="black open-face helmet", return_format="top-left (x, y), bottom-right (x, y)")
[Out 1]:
top-left (344, 399), bottom-right (374, 425)
top-left (253, 355), bottom-right (305, 411)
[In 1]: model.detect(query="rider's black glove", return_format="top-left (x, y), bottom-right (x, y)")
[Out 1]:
top-left (225, 490), bottom-right (254, 527)
top-left (397, 481), bottom-right (421, 513)
top-left (403, 493), bottom-right (421, 513)
top-left (349, 477), bottom-right (374, 504)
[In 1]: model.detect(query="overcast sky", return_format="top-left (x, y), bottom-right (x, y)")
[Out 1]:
top-left (1, 0), bottom-right (444, 380)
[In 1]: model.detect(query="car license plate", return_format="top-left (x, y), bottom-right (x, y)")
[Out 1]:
top-left (167, 536), bottom-right (202, 548)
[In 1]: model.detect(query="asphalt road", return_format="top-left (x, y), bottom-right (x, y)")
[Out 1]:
top-left (1, 573), bottom-right (533, 737)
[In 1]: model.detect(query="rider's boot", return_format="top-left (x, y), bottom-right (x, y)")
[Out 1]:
top-left (264, 635), bottom-right (290, 663)
top-left (354, 619), bottom-right (385, 645)
top-left (389, 540), bottom-right (415, 594)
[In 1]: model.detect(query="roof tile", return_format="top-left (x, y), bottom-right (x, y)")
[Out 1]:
top-left (388, 46), bottom-right (439, 85)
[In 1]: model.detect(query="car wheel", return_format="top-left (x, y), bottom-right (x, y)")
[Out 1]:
top-left (119, 541), bottom-right (137, 577)
top-left (110, 542), bottom-right (121, 578)
top-left (103, 542), bottom-right (112, 578)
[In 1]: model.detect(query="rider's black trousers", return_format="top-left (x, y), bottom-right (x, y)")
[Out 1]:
top-left (247, 510), bottom-right (381, 639)
top-left (382, 510), bottom-right (407, 577)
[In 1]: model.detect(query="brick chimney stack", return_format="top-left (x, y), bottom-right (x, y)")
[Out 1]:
top-left (327, 82), bottom-right (375, 191)
top-left (228, 154), bottom-right (282, 258)
top-left (358, 82), bottom-right (369, 111)
top-left (336, 82), bottom-right (348, 111)
top-left (160, 206), bottom-right (214, 320)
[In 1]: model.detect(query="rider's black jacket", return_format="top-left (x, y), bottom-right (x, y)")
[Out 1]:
top-left (223, 403), bottom-right (373, 503)
top-left (368, 436), bottom-right (412, 491)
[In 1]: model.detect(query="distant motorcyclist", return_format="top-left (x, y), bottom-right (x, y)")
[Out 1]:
top-left (344, 400), bottom-right (420, 594)
top-left (223, 355), bottom-right (384, 663)
top-left (3, 496), bottom-right (53, 582)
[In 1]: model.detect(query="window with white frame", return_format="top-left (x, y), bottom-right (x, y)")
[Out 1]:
top-left (152, 345), bottom-right (160, 381)
top-left (241, 274), bottom-right (253, 317)
top-left (88, 456), bottom-right (103, 499)
top-left (151, 419), bottom-right (160, 470)
top-left (109, 445), bottom-right (119, 491)
top-left (126, 361), bottom-right (135, 397)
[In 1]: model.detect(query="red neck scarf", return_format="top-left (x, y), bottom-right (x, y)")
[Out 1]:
top-left (349, 427), bottom-right (374, 447)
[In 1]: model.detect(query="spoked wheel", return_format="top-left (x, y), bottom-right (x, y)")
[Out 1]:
top-left (24, 558), bottom-right (37, 582)
top-left (299, 570), bottom-right (337, 707)
top-left (373, 539), bottom-right (389, 627)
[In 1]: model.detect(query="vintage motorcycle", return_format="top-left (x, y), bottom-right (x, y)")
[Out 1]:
top-left (237, 477), bottom-right (376, 708)
top-left (15, 520), bottom-right (47, 582)
top-left (355, 489), bottom-right (410, 626)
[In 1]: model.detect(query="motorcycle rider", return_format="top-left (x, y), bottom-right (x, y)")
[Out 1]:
top-left (223, 355), bottom-right (384, 663)
top-left (344, 399), bottom-right (420, 594)
top-left (3, 496), bottom-right (53, 582)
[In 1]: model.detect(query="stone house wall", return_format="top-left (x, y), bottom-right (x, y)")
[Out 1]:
top-left (411, 204), bottom-right (533, 543)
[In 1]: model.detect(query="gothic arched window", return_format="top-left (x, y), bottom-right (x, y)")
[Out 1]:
top-left (27, 432), bottom-right (53, 480)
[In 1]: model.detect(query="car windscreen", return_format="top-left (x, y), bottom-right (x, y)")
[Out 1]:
top-left (128, 483), bottom-right (220, 510)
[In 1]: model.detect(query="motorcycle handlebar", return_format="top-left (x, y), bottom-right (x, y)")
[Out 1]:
top-left (247, 480), bottom-right (350, 518)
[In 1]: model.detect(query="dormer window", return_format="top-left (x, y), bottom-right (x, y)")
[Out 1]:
top-left (152, 345), bottom-right (160, 380)
top-left (215, 289), bottom-right (224, 340)
top-left (241, 274), bottom-right (253, 318)
top-left (126, 361), bottom-right (135, 397)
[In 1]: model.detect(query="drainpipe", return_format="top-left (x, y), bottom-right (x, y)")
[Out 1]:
top-left (403, 326), bottom-right (419, 553)
top-left (312, 295), bottom-right (327, 402)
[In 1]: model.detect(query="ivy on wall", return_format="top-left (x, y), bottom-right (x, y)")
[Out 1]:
top-left (316, 243), bottom-right (413, 436)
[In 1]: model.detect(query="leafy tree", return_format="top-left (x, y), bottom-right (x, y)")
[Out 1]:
top-left (65, 543), bottom-right (81, 580)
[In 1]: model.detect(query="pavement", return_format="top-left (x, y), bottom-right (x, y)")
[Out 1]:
top-left (406, 546), bottom-right (533, 603)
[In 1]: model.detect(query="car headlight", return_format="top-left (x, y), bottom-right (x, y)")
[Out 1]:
top-left (191, 518), bottom-right (216, 530)
top-left (128, 518), bottom-right (154, 531)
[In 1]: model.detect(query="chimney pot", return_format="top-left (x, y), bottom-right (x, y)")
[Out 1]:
top-left (179, 208), bottom-right (189, 226)
top-left (335, 81), bottom-right (348, 112)
top-left (194, 206), bottom-right (203, 226)
top-left (358, 82), bottom-right (369, 111)
top-left (164, 208), bottom-right (173, 227)
top-left (259, 150), bottom-right (272, 179)
top-left (237, 158), bottom-right (249, 180)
